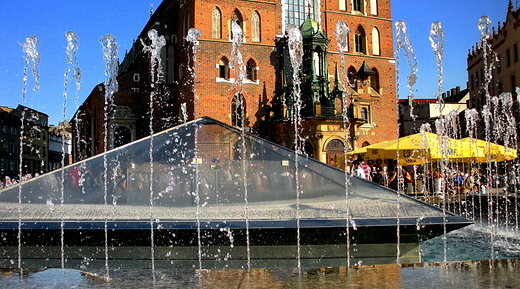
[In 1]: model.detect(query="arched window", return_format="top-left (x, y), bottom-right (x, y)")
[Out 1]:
top-left (353, 0), bottom-right (364, 13)
top-left (359, 105), bottom-right (372, 124)
top-left (370, 0), bottom-right (378, 15)
top-left (114, 126), bottom-right (132, 148)
top-left (212, 7), bottom-right (222, 39)
top-left (360, 107), bottom-right (368, 121)
top-left (347, 66), bottom-right (357, 87)
top-left (246, 59), bottom-right (257, 81)
top-left (179, 63), bottom-right (185, 81)
top-left (370, 67), bottom-right (380, 93)
top-left (372, 27), bottom-right (380, 56)
top-left (339, 0), bottom-right (347, 11)
top-left (355, 26), bottom-right (366, 54)
top-left (231, 10), bottom-right (244, 40)
top-left (182, 12), bottom-right (190, 44)
top-left (251, 11), bottom-right (261, 42)
top-left (231, 94), bottom-right (246, 127)
top-left (218, 57), bottom-right (229, 80)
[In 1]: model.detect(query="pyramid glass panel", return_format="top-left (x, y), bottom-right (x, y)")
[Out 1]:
top-left (0, 117), bottom-right (467, 224)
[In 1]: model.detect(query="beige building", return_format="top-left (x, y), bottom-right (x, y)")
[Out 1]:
top-left (466, 1), bottom-right (520, 145)
top-left (399, 87), bottom-right (468, 137)
top-left (467, 1), bottom-right (520, 109)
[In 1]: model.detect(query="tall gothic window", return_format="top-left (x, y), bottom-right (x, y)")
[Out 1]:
top-left (339, 0), bottom-right (347, 11)
top-left (372, 27), bottom-right (380, 56)
top-left (348, 66), bottom-right (357, 87)
top-left (212, 7), bottom-right (222, 39)
top-left (370, 67), bottom-right (380, 93)
top-left (218, 57), bottom-right (229, 80)
top-left (231, 94), bottom-right (246, 127)
top-left (353, 0), bottom-right (364, 12)
top-left (231, 10), bottom-right (244, 40)
top-left (251, 11), bottom-right (261, 42)
top-left (246, 59), bottom-right (257, 81)
top-left (355, 26), bottom-right (366, 54)
top-left (370, 0), bottom-right (378, 15)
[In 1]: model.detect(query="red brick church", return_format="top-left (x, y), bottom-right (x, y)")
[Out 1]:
top-left (72, 0), bottom-right (397, 169)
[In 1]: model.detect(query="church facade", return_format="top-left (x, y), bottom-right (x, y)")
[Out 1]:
top-left (72, 0), bottom-right (397, 169)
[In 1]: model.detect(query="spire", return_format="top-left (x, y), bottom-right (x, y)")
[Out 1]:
top-left (509, 0), bottom-right (513, 11)
top-left (334, 63), bottom-right (340, 86)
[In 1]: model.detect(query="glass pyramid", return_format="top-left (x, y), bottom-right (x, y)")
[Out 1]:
top-left (0, 117), bottom-right (470, 230)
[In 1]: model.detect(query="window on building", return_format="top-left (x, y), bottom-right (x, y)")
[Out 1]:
top-left (339, 0), bottom-right (347, 11)
top-left (218, 57), bottom-right (229, 80)
top-left (285, 0), bottom-right (315, 26)
top-left (231, 10), bottom-right (244, 40)
top-left (212, 7), bottom-right (222, 39)
top-left (507, 48), bottom-right (511, 67)
top-left (251, 11), bottom-right (261, 42)
top-left (360, 107), bottom-right (368, 120)
top-left (114, 126), bottom-right (132, 148)
top-left (179, 64), bottom-right (184, 81)
top-left (182, 13), bottom-right (190, 44)
top-left (231, 94), bottom-right (246, 127)
top-left (355, 26), bottom-right (366, 54)
top-left (475, 71), bottom-right (479, 86)
top-left (497, 54), bottom-right (502, 73)
top-left (515, 43), bottom-right (519, 63)
top-left (370, 0), bottom-right (378, 15)
top-left (353, 0), bottom-right (364, 12)
top-left (246, 59), bottom-right (257, 81)
top-left (359, 105), bottom-right (372, 124)
top-left (348, 66), bottom-right (357, 87)
top-left (166, 44), bottom-right (175, 83)
top-left (370, 67), bottom-right (380, 93)
top-left (371, 27), bottom-right (380, 56)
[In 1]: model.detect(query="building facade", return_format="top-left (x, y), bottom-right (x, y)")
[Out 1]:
top-left (399, 87), bottom-right (469, 137)
top-left (467, 1), bottom-right (520, 141)
top-left (0, 107), bottom-right (21, 179)
top-left (73, 0), bottom-right (397, 168)
top-left (0, 105), bottom-right (49, 178)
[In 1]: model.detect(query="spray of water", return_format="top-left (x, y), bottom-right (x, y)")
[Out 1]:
top-left (395, 20), bottom-right (418, 117)
top-left (60, 31), bottom-right (81, 270)
top-left (230, 20), bottom-right (252, 270)
top-left (21, 35), bottom-right (41, 101)
top-left (287, 24), bottom-right (304, 271)
top-left (100, 33), bottom-right (118, 278)
top-left (429, 22), bottom-right (444, 103)
top-left (185, 27), bottom-right (203, 270)
top-left (394, 20), bottom-right (420, 264)
top-left (334, 20), bottom-right (354, 268)
top-left (141, 28), bottom-right (166, 274)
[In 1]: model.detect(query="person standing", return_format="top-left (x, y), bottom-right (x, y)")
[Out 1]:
top-left (351, 160), bottom-right (366, 179)
top-left (358, 156), bottom-right (372, 181)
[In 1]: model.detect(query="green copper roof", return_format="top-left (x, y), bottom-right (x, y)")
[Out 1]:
top-left (300, 16), bottom-right (320, 37)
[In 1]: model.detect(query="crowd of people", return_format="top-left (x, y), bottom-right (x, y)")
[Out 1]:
top-left (0, 173), bottom-right (40, 189)
top-left (350, 155), bottom-right (518, 195)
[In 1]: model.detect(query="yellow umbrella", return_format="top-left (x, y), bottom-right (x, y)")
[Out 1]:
top-left (363, 132), bottom-right (463, 166)
top-left (455, 138), bottom-right (517, 162)
top-left (348, 141), bottom-right (390, 156)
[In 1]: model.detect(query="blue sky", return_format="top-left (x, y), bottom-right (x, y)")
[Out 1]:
top-left (0, 0), bottom-right (510, 125)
